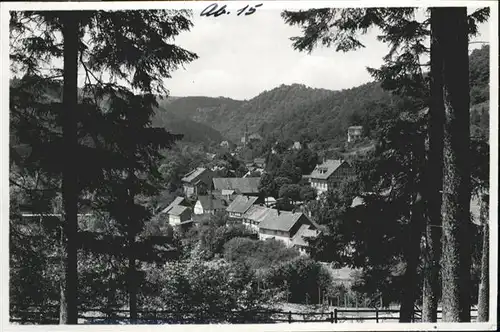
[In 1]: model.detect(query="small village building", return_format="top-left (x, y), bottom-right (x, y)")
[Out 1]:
top-left (226, 195), bottom-right (258, 219)
top-left (292, 141), bottom-right (302, 150)
top-left (182, 167), bottom-right (214, 198)
top-left (254, 158), bottom-right (266, 168)
top-left (264, 196), bottom-right (277, 207)
top-left (242, 205), bottom-right (273, 232)
top-left (308, 159), bottom-right (354, 196)
top-left (291, 224), bottom-right (320, 255)
top-left (220, 140), bottom-right (230, 148)
top-left (347, 126), bottom-right (363, 143)
top-left (258, 210), bottom-right (316, 247)
top-left (161, 196), bottom-right (187, 214)
top-left (194, 195), bottom-right (228, 215)
top-left (168, 205), bottom-right (192, 226)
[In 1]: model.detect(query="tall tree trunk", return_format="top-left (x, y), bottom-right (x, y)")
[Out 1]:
top-left (128, 233), bottom-right (138, 323)
top-left (126, 176), bottom-right (138, 322)
top-left (477, 192), bottom-right (489, 321)
top-left (400, 195), bottom-right (423, 322)
top-left (440, 7), bottom-right (471, 322)
top-left (422, 7), bottom-right (445, 323)
top-left (61, 13), bottom-right (79, 325)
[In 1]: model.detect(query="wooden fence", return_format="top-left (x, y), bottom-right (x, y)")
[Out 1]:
top-left (10, 305), bottom-right (478, 324)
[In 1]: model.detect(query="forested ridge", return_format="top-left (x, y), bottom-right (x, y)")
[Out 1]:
top-left (159, 45), bottom-right (489, 144)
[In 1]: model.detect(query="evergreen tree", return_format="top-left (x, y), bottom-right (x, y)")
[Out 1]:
top-left (10, 10), bottom-right (197, 324)
top-left (438, 8), bottom-right (471, 322)
top-left (282, 7), bottom-right (489, 322)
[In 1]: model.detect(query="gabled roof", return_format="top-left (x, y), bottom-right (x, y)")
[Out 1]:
top-left (221, 189), bottom-right (236, 196)
top-left (309, 159), bottom-right (347, 180)
top-left (348, 126), bottom-right (363, 130)
top-left (259, 210), bottom-right (307, 232)
top-left (161, 196), bottom-right (186, 214)
top-left (226, 195), bottom-right (258, 214)
top-left (182, 167), bottom-right (208, 183)
top-left (249, 133), bottom-right (263, 140)
top-left (292, 224), bottom-right (318, 247)
top-left (213, 177), bottom-right (261, 194)
top-left (168, 205), bottom-right (190, 216)
top-left (243, 205), bottom-right (274, 224)
top-left (254, 158), bottom-right (266, 164)
top-left (197, 195), bottom-right (227, 211)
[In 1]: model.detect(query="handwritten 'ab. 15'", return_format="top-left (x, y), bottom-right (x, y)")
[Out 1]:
top-left (200, 3), bottom-right (263, 17)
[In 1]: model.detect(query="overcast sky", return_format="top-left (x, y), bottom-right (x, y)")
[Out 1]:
top-left (165, 8), bottom-right (490, 100)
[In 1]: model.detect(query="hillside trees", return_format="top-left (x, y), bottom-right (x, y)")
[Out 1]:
top-left (10, 10), bottom-right (197, 323)
top-left (282, 6), bottom-right (490, 322)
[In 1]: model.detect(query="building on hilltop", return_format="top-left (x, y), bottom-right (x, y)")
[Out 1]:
top-left (347, 126), bottom-right (363, 143)
top-left (307, 159), bottom-right (354, 196)
top-left (292, 141), bottom-right (302, 150)
top-left (181, 167), bottom-right (214, 198)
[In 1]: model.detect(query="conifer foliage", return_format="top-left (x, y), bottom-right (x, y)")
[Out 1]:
top-left (10, 10), bottom-right (198, 324)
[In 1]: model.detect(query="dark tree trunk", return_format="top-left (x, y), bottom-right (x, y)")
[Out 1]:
top-left (128, 233), bottom-right (138, 323)
top-left (422, 7), bottom-right (445, 323)
top-left (439, 7), bottom-right (471, 322)
top-left (400, 196), bottom-right (424, 322)
top-left (477, 193), bottom-right (489, 322)
top-left (61, 13), bottom-right (79, 325)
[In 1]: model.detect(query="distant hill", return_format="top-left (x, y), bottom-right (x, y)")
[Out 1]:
top-left (162, 45), bottom-right (489, 145)
top-left (151, 105), bottom-right (226, 144)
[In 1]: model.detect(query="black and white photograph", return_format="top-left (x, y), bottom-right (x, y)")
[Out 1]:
top-left (1, 0), bottom-right (497, 329)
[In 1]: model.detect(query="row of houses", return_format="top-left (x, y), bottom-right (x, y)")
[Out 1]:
top-left (181, 167), bottom-right (262, 199)
top-left (225, 195), bottom-right (320, 254)
top-left (162, 192), bottom-right (319, 255)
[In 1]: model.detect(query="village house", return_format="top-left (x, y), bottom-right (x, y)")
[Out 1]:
top-left (292, 141), bottom-right (302, 150)
top-left (308, 159), bottom-right (354, 196)
top-left (242, 204), bottom-right (272, 232)
top-left (194, 195), bottom-right (228, 215)
top-left (254, 157), bottom-right (266, 168)
top-left (212, 177), bottom-right (262, 199)
top-left (167, 205), bottom-right (192, 226)
top-left (226, 195), bottom-right (258, 219)
top-left (258, 209), bottom-right (318, 251)
top-left (347, 126), bottom-right (363, 143)
top-left (291, 224), bottom-right (320, 255)
top-left (182, 167), bottom-right (214, 198)
top-left (161, 196), bottom-right (188, 214)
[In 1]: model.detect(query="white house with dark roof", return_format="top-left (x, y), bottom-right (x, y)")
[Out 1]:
top-left (226, 195), bottom-right (258, 219)
top-left (168, 205), bottom-right (192, 226)
top-left (308, 159), bottom-right (354, 196)
top-left (242, 205), bottom-right (273, 232)
top-left (194, 195), bottom-right (228, 215)
top-left (182, 167), bottom-right (214, 198)
top-left (258, 209), bottom-right (317, 248)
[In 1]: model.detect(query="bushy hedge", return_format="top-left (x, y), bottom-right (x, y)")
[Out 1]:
top-left (140, 259), bottom-right (281, 323)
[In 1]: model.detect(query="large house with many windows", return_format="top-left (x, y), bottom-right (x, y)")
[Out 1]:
top-left (307, 159), bottom-right (354, 196)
